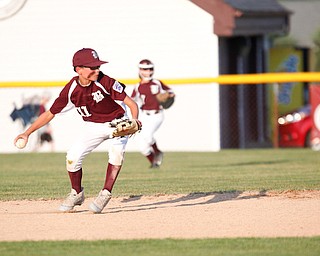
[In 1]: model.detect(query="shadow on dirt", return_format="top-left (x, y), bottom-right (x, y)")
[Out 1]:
top-left (108, 191), bottom-right (268, 214)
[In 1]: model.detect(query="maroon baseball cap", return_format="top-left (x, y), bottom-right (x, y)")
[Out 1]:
top-left (72, 48), bottom-right (108, 67)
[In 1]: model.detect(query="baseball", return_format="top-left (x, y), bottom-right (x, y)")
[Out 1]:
top-left (15, 138), bottom-right (26, 149)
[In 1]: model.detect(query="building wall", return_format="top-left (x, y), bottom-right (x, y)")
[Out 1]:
top-left (0, 0), bottom-right (220, 153)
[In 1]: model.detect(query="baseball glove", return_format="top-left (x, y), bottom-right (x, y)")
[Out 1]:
top-left (111, 119), bottom-right (142, 138)
top-left (156, 92), bottom-right (175, 109)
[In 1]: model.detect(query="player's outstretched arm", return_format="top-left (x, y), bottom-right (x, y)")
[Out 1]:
top-left (14, 110), bottom-right (55, 146)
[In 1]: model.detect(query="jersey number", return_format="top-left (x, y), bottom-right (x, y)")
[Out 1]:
top-left (76, 106), bottom-right (92, 117)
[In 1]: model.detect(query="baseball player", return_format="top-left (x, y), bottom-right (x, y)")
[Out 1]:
top-left (131, 59), bottom-right (175, 168)
top-left (14, 48), bottom-right (140, 213)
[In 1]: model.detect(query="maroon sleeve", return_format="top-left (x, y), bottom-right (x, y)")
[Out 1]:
top-left (98, 72), bottom-right (127, 101)
top-left (49, 79), bottom-right (75, 115)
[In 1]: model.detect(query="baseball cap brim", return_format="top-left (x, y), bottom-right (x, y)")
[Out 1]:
top-left (82, 60), bottom-right (108, 67)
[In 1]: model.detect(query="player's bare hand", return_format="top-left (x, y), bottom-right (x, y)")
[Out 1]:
top-left (14, 133), bottom-right (29, 148)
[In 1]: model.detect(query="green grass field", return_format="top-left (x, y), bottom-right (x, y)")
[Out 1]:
top-left (0, 149), bottom-right (319, 255)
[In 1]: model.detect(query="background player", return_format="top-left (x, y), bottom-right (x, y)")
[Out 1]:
top-left (131, 59), bottom-right (175, 168)
top-left (14, 48), bottom-right (140, 213)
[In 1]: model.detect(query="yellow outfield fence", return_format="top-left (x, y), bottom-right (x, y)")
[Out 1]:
top-left (164, 72), bottom-right (320, 85)
top-left (1, 72), bottom-right (320, 88)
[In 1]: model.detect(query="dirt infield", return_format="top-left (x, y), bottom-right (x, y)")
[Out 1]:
top-left (0, 190), bottom-right (319, 241)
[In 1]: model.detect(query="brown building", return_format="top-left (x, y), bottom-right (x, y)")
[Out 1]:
top-left (191, 0), bottom-right (291, 148)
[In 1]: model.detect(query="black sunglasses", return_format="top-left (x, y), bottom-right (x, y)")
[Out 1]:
top-left (141, 68), bottom-right (153, 71)
top-left (81, 66), bottom-right (100, 70)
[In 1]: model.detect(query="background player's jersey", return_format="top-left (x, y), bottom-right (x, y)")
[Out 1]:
top-left (50, 72), bottom-right (127, 123)
top-left (131, 79), bottom-right (172, 111)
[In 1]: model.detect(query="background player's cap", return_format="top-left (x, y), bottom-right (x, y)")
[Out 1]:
top-left (138, 59), bottom-right (154, 69)
top-left (72, 48), bottom-right (108, 67)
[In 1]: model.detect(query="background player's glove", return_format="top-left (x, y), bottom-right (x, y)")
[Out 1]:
top-left (111, 119), bottom-right (142, 138)
top-left (156, 92), bottom-right (175, 109)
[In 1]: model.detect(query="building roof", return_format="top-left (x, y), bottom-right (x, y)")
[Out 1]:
top-left (191, 0), bottom-right (291, 36)
top-left (225, 0), bottom-right (291, 14)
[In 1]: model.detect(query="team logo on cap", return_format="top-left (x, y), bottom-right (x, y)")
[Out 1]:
top-left (92, 50), bottom-right (99, 59)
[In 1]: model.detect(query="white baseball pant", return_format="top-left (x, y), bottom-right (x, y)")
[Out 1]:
top-left (138, 110), bottom-right (164, 155)
top-left (66, 121), bottom-right (128, 172)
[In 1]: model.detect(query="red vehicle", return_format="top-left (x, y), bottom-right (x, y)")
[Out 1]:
top-left (278, 105), bottom-right (312, 147)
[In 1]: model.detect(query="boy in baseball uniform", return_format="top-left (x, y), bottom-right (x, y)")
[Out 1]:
top-left (131, 59), bottom-right (174, 168)
top-left (14, 48), bottom-right (140, 213)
